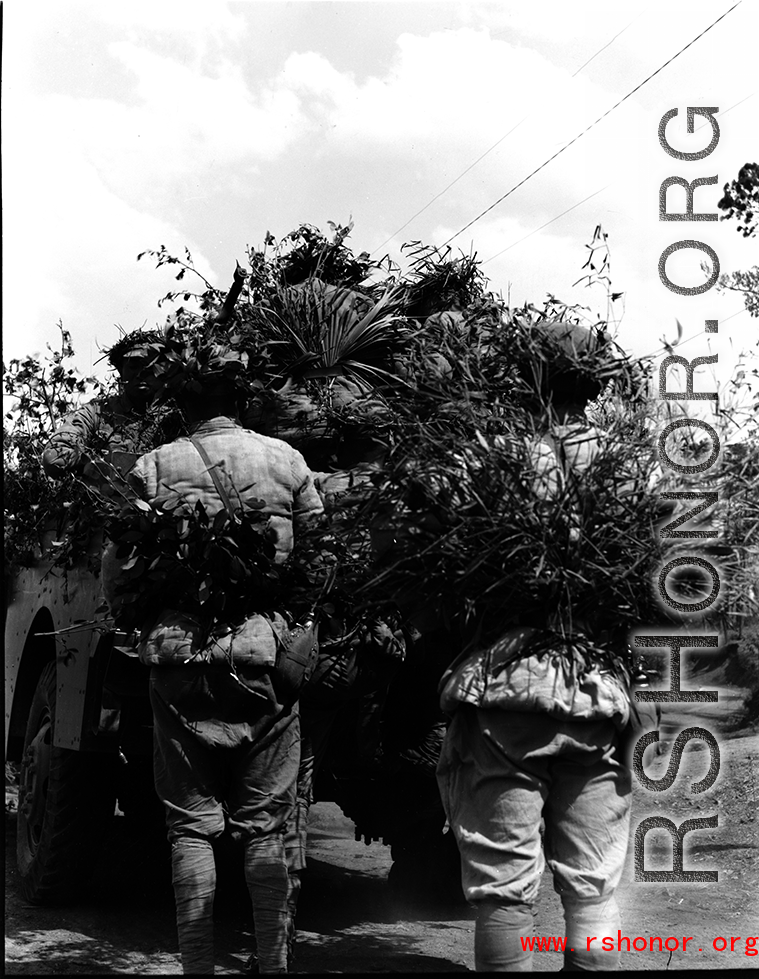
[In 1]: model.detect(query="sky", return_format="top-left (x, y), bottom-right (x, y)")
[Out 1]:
top-left (3, 0), bottom-right (758, 427)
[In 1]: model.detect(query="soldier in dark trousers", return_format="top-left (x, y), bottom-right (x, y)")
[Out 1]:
top-left (103, 386), bottom-right (323, 974)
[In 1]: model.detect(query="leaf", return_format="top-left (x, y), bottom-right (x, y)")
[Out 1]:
top-left (114, 592), bottom-right (139, 606)
top-left (475, 430), bottom-right (490, 451)
top-left (198, 578), bottom-right (212, 604)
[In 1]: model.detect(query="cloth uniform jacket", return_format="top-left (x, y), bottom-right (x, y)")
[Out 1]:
top-left (102, 415), bottom-right (324, 668)
top-left (42, 395), bottom-right (135, 477)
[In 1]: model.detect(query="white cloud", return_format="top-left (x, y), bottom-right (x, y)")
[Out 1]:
top-left (3, 94), bottom-right (217, 376)
top-left (92, 0), bottom-right (248, 63)
top-left (51, 42), bottom-right (308, 208)
top-left (283, 28), bottom-right (609, 148)
top-left (3, 0), bottom-right (756, 393)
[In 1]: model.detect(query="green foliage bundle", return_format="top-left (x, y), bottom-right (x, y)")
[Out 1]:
top-left (236, 277), bottom-right (412, 388)
top-left (315, 336), bottom-right (666, 672)
top-left (3, 324), bottom-right (191, 576)
top-left (110, 318), bottom-right (268, 404)
top-left (136, 225), bottom-right (415, 457)
top-left (395, 241), bottom-right (490, 320)
top-left (3, 326), bottom-right (103, 575)
top-left (9, 220), bottom-right (756, 673)
top-left (105, 492), bottom-right (281, 634)
top-left (264, 221), bottom-right (378, 288)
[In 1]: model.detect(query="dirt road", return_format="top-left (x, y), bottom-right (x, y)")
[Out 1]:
top-left (6, 691), bottom-right (758, 974)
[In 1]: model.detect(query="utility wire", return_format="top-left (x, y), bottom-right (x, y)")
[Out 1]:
top-left (643, 307), bottom-right (748, 361)
top-left (371, 11), bottom-right (643, 255)
top-left (721, 307), bottom-right (750, 325)
top-left (694, 90), bottom-right (755, 131)
top-left (440, 2), bottom-right (742, 249)
top-left (482, 185), bottom-right (610, 264)
top-left (570, 13), bottom-right (645, 76)
top-left (371, 115), bottom-right (527, 255)
top-left (481, 89), bottom-right (752, 266)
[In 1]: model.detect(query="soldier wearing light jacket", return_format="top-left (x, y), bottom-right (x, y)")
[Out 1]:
top-left (436, 334), bottom-right (658, 973)
top-left (103, 389), bottom-right (323, 975)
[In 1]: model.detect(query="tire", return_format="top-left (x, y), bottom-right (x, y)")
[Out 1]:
top-left (16, 661), bottom-right (117, 904)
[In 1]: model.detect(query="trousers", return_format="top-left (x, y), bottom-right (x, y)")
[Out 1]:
top-left (150, 666), bottom-right (300, 974)
top-left (436, 706), bottom-right (631, 971)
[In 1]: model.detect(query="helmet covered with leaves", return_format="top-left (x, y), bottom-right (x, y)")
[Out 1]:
top-left (510, 320), bottom-right (634, 409)
top-left (104, 315), bottom-right (265, 412)
top-left (105, 329), bottom-right (166, 409)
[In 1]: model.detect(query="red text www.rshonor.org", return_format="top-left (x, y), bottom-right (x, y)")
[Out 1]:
top-left (520, 933), bottom-right (758, 955)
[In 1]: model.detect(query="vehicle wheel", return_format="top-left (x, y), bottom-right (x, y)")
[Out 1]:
top-left (16, 661), bottom-right (117, 904)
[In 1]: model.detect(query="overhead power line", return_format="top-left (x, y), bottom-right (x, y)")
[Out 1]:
top-left (371, 116), bottom-right (527, 255)
top-left (479, 89), bottom-right (752, 265)
top-left (642, 307), bottom-right (748, 361)
top-left (439, 2), bottom-right (742, 249)
top-left (694, 90), bottom-right (755, 131)
top-left (720, 307), bottom-right (750, 325)
top-left (482, 184), bottom-right (611, 264)
top-left (569, 13), bottom-right (646, 76)
top-left (371, 10), bottom-right (643, 255)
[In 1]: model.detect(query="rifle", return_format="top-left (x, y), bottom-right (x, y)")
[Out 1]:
top-left (207, 262), bottom-right (247, 327)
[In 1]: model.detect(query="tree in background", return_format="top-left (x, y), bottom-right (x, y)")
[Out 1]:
top-left (717, 161), bottom-right (758, 318)
top-left (718, 162), bottom-right (758, 237)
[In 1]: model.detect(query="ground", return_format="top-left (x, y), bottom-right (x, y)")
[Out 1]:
top-left (5, 665), bottom-right (758, 974)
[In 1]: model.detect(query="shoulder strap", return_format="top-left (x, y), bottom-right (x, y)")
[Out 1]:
top-left (189, 435), bottom-right (236, 517)
top-left (190, 434), bottom-right (326, 626)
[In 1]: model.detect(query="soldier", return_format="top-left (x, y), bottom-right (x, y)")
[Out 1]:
top-left (436, 324), bottom-right (658, 971)
top-left (41, 329), bottom-right (165, 479)
top-left (43, 266), bottom-right (246, 479)
top-left (102, 374), bottom-right (324, 975)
